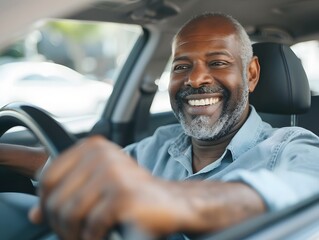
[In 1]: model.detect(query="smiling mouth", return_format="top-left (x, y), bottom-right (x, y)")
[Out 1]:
top-left (188, 97), bottom-right (221, 106)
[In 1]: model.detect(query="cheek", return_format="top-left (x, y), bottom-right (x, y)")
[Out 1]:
top-left (168, 77), bottom-right (184, 111)
top-left (168, 80), bottom-right (177, 107)
top-left (215, 71), bottom-right (244, 94)
top-left (168, 77), bottom-right (182, 98)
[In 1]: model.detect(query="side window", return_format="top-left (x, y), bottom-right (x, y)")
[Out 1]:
top-left (291, 40), bottom-right (319, 94)
top-left (150, 59), bottom-right (172, 113)
top-left (0, 19), bottom-right (142, 131)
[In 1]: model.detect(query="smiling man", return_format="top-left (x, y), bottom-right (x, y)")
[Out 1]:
top-left (1, 12), bottom-right (319, 240)
top-left (168, 14), bottom-right (259, 173)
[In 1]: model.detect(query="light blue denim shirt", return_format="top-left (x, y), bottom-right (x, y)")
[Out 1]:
top-left (125, 106), bottom-right (319, 211)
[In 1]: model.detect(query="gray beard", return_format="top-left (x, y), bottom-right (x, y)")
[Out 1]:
top-left (175, 82), bottom-right (249, 141)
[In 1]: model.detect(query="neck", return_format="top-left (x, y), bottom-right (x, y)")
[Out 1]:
top-left (191, 106), bottom-right (250, 173)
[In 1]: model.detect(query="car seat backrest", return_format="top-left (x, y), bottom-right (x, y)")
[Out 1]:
top-left (250, 42), bottom-right (311, 126)
top-left (299, 95), bottom-right (319, 135)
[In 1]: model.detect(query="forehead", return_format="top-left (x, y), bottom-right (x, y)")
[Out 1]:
top-left (173, 35), bottom-right (238, 57)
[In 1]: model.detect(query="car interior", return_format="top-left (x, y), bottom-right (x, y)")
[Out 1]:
top-left (1, 0), bottom-right (319, 239)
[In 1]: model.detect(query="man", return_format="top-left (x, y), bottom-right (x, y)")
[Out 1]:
top-left (1, 12), bottom-right (319, 240)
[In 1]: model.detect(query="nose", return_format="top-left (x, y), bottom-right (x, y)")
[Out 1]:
top-left (184, 64), bottom-right (213, 88)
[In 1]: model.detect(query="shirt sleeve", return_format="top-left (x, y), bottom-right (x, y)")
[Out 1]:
top-left (222, 128), bottom-right (319, 212)
top-left (222, 169), bottom-right (319, 211)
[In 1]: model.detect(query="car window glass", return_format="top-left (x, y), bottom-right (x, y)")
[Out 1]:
top-left (291, 40), bottom-right (319, 94)
top-left (150, 59), bottom-right (172, 113)
top-left (0, 19), bottom-right (142, 132)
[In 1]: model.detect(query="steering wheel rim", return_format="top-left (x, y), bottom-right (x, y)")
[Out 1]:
top-left (0, 102), bottom-right (76, 158)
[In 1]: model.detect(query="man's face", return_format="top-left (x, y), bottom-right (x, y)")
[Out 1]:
top-left (169, 18), bottom-right (250, 141)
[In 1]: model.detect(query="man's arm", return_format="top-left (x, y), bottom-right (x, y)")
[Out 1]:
top-left (29, 136), bottom-right (265, 240)
top-left (0, 144), bottom-right (47, 179)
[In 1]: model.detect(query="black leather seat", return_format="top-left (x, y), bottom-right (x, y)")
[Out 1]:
top-left (250, 42), bottom-right (311, 127)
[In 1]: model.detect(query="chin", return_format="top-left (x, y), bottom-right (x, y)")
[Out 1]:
top-left (180, 114), bottom-right (229, 140)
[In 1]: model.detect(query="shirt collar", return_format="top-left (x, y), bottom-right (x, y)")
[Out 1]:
top-left (227, 106), bottom-right (263, 160)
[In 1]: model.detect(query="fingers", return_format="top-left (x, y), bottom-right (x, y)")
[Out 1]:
top-left (38, 136), bottom-right (108, 205)
top-left (48, 180), bottom-right (120, 240)
top-left (49, 167), bottom-right (115, 239)
top-left (35, 136), bottom-right (130, 239)
top-left (28, 204), bottom-right (43, 224)
top-left (44, 159), bottom-right (100, 238)
top-left (82, 193), bottom-right (118, 240)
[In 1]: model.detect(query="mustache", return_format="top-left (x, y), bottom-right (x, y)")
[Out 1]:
top-left (175, 85), bottom-right (228, 100)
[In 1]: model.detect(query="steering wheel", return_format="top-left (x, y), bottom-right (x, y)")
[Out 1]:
top-left (0, 102), bottom-right (125, 240)
top-left (0, 102), bottom-right (76, 239)
top-left (0, 102), bottom-right (76, 194)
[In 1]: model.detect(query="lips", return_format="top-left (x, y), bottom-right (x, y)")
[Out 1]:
top-left (175, 85), bottom-right (227, 116)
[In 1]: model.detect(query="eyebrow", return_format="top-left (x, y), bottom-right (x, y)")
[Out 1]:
top-left (173, 50), bottom-right (234, 63)
top-left (172, 56), bottom-right (189, 63)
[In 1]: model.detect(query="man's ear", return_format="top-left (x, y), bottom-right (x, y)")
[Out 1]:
top-left (247, 56), bottom-right (260, 93)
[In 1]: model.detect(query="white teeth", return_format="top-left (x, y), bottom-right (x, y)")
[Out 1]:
top-left (188, 97), bottom-right (220, 106)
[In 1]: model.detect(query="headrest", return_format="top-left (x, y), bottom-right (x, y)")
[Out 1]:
top-left (250, 42), bottom-right (311, 114)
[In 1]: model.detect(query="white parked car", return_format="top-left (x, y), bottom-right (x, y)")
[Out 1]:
top-left (0, 61), bottom-right (113, 117)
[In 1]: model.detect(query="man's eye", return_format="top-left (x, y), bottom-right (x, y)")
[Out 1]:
top-left (209, 61), bottom-right (228, 67)
top-left (173, 65), bottom-right (190, 72)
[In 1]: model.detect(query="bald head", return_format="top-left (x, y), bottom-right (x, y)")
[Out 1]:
top-left (173, 13), bottom-right (253, 72)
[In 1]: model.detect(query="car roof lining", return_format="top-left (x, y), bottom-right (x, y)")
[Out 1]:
top-left (1, 0), bottom-right (319, 49)
top-left (67, 0), bottom-right (319, 44)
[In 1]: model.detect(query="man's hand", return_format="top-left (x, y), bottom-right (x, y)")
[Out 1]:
top-left (29, 136), bottom-right (188, 240)
top-left (29, 135), bottom-right (266, 240)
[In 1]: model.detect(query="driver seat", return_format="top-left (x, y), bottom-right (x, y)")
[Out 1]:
top-left (250, 42), bottom-right (311, 127)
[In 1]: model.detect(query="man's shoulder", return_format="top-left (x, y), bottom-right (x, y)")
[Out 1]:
top-left (259, 124), bottom-right (319, 145)
top-left (267, 124), bottom-right (313, 135)
top-left (273, 125), bottom-right (318, 139)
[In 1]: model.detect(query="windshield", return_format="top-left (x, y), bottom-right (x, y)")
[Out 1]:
top-left (0, 19), bottom-right (142, 132)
